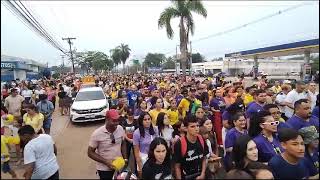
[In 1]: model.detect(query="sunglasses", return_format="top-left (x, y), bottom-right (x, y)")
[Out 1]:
top-left (110, 133), bottom-right (115, 144)
top-left (262, 121), bottom-right (280, 126)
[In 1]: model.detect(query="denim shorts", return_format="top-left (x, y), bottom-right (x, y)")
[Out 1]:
top-left (43, 118), bottom-right (52, 129)
top-left (2, 161), bottom-right (11, 173)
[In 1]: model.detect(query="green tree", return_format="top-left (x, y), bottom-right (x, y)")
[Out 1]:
top-left (91, 51), bottom-right (114, 73)
top-left (191, 53), bottom-right (205, 63)
top-left (117, 44), bottom-right (131, 73)
top-left (144, 53), bottom-right (166, 67)
top-left (110, 48), bottom-right (121, 72)
top-left (158, 0), bottom-right (207, 76)
top-left (163, 56), bottom-right (176, 69)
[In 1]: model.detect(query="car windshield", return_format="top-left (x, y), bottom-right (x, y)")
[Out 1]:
top-left (75, 90), bottom-right (105, 101)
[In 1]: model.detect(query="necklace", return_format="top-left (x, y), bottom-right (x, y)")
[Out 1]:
top-left (261, 133), bottom-right (281, 155)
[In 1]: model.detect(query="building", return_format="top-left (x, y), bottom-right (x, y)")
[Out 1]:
top-left (1, 55), bottom-right (46, 82)
top-left (190, 59), bottom-right (305, 76)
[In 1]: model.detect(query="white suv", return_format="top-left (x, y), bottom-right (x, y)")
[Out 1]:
top-left (70, 87), bottom-right (109, 122)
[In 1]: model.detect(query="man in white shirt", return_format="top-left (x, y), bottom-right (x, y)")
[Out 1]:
top-left (18, 125), bottom-right (59, 179)
top-left (307, 81), bottom-right (319, 110)
top-left (284, 81), bottom-right (310, 118)
top-left (21, 86), bottom-right (33, 103)
top-left (275, 84), bottom-right (292, 120)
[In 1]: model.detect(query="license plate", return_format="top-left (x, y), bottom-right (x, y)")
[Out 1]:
top-left (85, 115), bottom-right (95, 119)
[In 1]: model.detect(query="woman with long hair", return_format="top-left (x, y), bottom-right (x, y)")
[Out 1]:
top-left (142, 137), bottom-right (172, 179)
top-left (133, 112), bottom-right (159, 178)
top-left (134, 100), bottom-right (151, 120)
top-left (22, 103), bottom-right (44, 134)
top-left (232, 135), bottom-right (258, 171)
top-left (248, 111), bottom-right (283, 163)
top-left (224, 112), bottom-right (248, 171)
top-left (156, 112), bottom-right (174, 147)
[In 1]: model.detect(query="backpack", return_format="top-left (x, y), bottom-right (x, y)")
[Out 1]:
top-left (180, 135), bottom-right (205, 157)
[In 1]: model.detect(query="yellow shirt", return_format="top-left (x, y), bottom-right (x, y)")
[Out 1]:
top-left (166, 109), bottom-right (179, 125)
top-left (244, 94), bottom-right (254, 107)
top-left (149, 109), bottom-right (166, 126)
top-left (1, 135), bottom-right (20, 162)
top-left (178, 98), bottom-right (191, 118)
top-left (23, 113), bottom-right (44, 132)
top-left (111, 91), bottom-right (118, 99)
top-left (271, 86), bottom-right (282, 94)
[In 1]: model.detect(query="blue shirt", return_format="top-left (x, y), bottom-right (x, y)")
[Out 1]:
top-left (245, 102), bottom-right (264, 119)
top-left (304, 150), bottom-right (319, 176)
top-left (225, 128), bottom-right (248, 149)
top-left (253, 134), bottom-right (284, 163)
top-left (36, 100), bottom-right (54, 120)
top-left (286, 115), bottom-right (319, 131)
top-left (222, 111), bottom-right (233, 129)
top-left (268, 155), bottom-right (310, 179)
top-left (277, 121), bottom-right (292, 131)
top-left (210, 97), bottom-right (226, 112)
top-left (127, 91), bottom-right (140, 109)
top-left (312, 106), bottom-right (319, 118)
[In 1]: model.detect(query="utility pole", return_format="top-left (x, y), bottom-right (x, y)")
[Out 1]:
top-left (60, 55), bottom-right (65, 67)
top-left (62, 37), bottom-right (76, 73)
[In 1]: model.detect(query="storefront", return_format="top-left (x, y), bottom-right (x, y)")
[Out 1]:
top-left (1, 55), bottom-right (46, 82)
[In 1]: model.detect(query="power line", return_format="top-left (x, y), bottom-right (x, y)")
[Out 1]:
top-left (162, 2), bottom-right (315, 57)
top-left (16, 0), bottom-right (66, 52)
top-left (2, 0), bottom-right (67, 55)
top-left (191, 2), bottom-right (314, 44)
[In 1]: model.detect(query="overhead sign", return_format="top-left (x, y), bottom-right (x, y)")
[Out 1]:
top-left (148, 67), bottom-right (162, 73)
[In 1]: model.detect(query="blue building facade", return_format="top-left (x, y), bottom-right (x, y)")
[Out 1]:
top-left (1, 55), bottom-right (46, 82)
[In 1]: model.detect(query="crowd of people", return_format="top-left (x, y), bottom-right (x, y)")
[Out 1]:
top-left (1, 72), bottom-right (319, 179)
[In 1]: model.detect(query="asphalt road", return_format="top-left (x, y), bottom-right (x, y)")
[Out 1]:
top-left (1, 109), bottom-right (104, 179)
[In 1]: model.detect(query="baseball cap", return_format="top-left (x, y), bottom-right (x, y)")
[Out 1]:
top-left (299, 126), bottom-right (319, 144)
top-left (106, 109), bottom-right (120, 121)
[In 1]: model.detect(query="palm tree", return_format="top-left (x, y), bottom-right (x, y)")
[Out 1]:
top-left (158, 0), bottom-right (207, 76)
top-left (110, 48), bottom-right (121, 72)
top-left (117, 43), bottom-right (131, 74)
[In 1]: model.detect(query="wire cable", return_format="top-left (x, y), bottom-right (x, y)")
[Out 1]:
top-left (191, 2), bottom-right (315, 43)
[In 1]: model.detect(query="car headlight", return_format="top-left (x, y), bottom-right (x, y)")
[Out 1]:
top-left (100, 105), bottom-right (107, 110)
top-left (71, 108), bottom-right (77, 112)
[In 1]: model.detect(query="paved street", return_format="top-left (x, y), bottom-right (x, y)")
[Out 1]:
top-left (2, 108), bottom-right (104, 179)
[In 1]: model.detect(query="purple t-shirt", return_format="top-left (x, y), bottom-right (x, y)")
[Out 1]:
top-left (253, 134), bottom-right (284, 163)
top-left (133, 127), bottom-right (159, 154)
top-left (286, 115), bottom-right (319, 131)
top-left (225, 128), bottom-right (248, 149)
top-left (245, 102), bottom-right (264, 119)
top-left (222, 111), bottom-right (233, 129)
top-left (210, 97), bottom-right (226, 112)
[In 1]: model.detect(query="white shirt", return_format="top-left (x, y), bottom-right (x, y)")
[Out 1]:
top-left (160, 126), bottom-right (174, 147)
top-left (276, 93), bottom-right (287, 113)
top-left (21, 89), bottom-right (33, 98)
top-left (63, 85), bottom-right (72, 97)
top-left (24, 134), bottom-right (59, 179)
top-left (284, 89), bottom-right (308, 118)
top-left (308, 90), bottom-right (319, 111)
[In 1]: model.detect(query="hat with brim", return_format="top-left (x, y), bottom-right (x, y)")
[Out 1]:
top-left (299, 126), bottom-right (319, 144)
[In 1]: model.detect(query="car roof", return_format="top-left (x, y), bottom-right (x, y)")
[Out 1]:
top-left (79, 86), bottom-right (103, 92)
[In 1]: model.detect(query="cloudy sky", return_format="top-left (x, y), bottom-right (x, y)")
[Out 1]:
top-left (1, 1), bottom-right (319, 66)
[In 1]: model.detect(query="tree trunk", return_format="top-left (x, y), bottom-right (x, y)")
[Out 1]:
top-left (179, 16), bottom-right (188, 79)
top-left (123, 62), bottom-right (125, 75)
